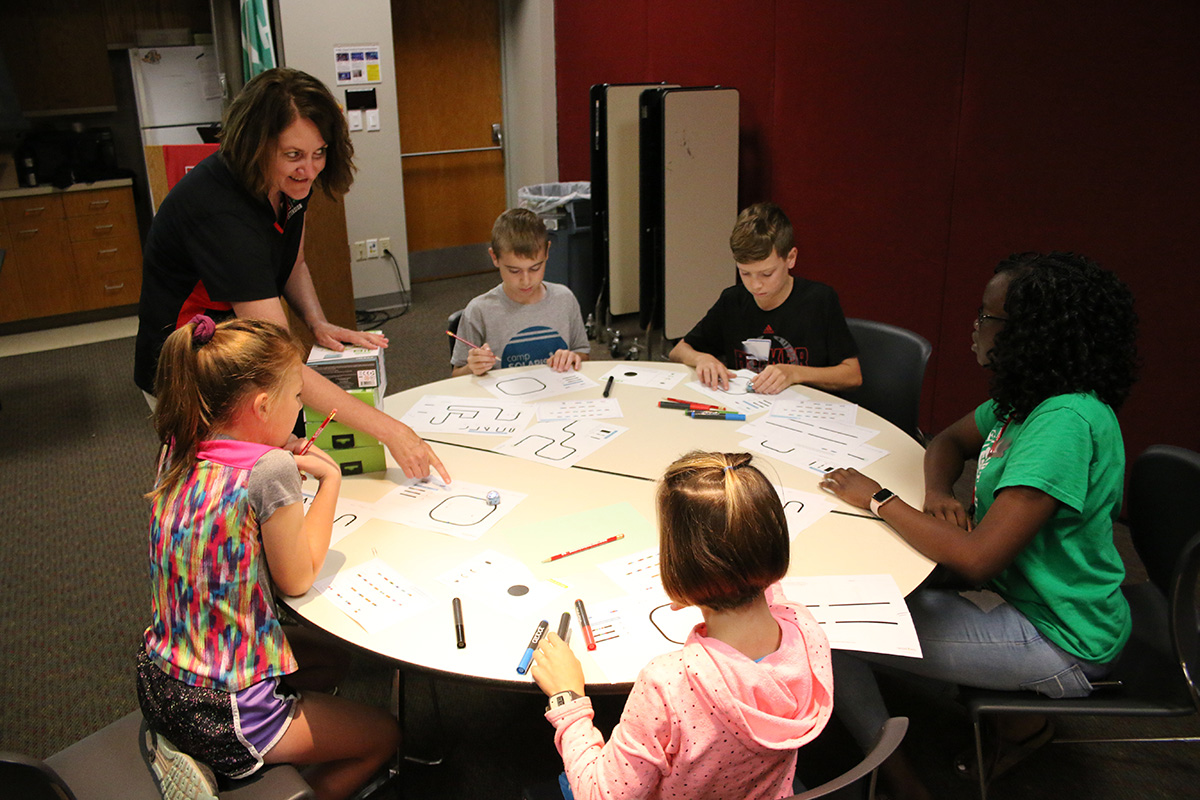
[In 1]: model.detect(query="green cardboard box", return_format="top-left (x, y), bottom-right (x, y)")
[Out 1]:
top-left (326, 444), bottom-right (386, 476)
top-left (303, 389), bottom-right (380, 449)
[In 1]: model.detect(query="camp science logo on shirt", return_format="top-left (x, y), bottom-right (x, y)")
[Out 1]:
top-left (733, 326), bottom-right (809, 371)
top-left (501, 326), bottom-right (569, 369)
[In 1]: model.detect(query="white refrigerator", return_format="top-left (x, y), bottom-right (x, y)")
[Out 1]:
top-left (129, 45), bottom-right (224, 145)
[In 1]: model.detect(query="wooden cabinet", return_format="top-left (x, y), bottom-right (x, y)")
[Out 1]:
top-left (0, 1), bottom-right (115, 114)
top-left (0, 185), bottom-right (142, 324)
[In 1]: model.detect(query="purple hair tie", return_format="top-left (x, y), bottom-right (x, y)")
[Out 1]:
top-left (189, 314), bottom-right (216, 345)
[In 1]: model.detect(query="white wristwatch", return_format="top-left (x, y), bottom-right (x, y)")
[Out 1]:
top-left (870, 488), bottom-right (897, 517)
top-left (546, 690), bottom-right (581, 711)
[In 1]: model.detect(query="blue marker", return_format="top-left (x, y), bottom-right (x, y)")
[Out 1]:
top-left (516, 619), bottom-right (549, 675)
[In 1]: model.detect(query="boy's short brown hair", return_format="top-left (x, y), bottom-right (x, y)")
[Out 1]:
top-left (491, 208), bottom-right (548, 258)
top-left (657, 451), bottom-right (790, 611)
top-left (729, 202), bottom-right (795, 264)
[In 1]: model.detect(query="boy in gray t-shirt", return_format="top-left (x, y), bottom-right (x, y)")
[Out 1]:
top-left (451, 209), bottom-right (590, 376)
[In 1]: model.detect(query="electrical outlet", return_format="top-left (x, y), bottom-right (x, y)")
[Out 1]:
top-left (366, 238), bottom-right (379, 258)
top-left (353, 241), bottom-right (366, 260)
top-left (379, 237), bottom-right (391, 253)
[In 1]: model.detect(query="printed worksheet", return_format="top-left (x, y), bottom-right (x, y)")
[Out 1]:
top-left (300, 491), bottom-right (373, 546)
top-left (314, 558), bottom-right (433, 633)
top-left (585, 595), bottom-right (703, 680)
top-left (436, 549), bottom-right (564, 618)
top-left (372, 476), bottom-right (526, 540)
top-left (779, 574), bottom-right (921, 658)
top-left (600, 364), bottom-right (686, 390)
top-left (776, 486), bottom-right (836, 540)
top-left (399, 395), bottom-right (535, 436)
top-left (495, 419), bottom-right (627, 469)
top-left (476, 366), bottom-right (597, 403)
top-left (770, 396), bottom-right (859, 425)
top-left (597, 546), bottom-right (664, 597)
top-left (535, 398), bottom-right (623, 422)
top-left (685, 370), bottom-right (776, 416)
top-left (738, 415), bottom-right (888, 473)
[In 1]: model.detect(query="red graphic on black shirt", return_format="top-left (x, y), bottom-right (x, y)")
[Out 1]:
top-left (734, 332), bottom-right (808, 372)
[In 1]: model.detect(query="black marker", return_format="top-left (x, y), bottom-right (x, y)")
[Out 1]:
top-left (556, 611), bottom-right (571, 640)
top-left (452, 597), bottom-right (466, 648)
top-left (603, 375), bottom-right (614, 398)
top-left (517, 620), bottom-right (549, 674)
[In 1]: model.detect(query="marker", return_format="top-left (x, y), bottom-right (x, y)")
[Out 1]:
top-left (446, 329), bottom-right (483, 351)
top-left (542, 533), bottom-right (625, 563)
top-left (516, 620), bottom-right (549, 674)
top-left (659, 400), bottom-right (731, 412)
top-left (298, 409), bottom-right (336, 455)
top-left (575, 599), bottom-right (596, 651)
top-left (556, 611), bottom-right (571, 640)
top-left (603, 375), bottom-right (614, 398)
top-left (667, 397), bottom-right (721, 410)
top-left (689, 410), bottom-right (745, 421)
top-left (452, 597), bottom-right (466, 649)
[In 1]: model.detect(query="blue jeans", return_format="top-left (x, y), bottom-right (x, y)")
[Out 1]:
top-left (832, 588), bottom-right (1115, 748)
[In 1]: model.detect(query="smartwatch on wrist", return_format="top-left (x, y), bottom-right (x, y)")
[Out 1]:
top-left (546, 690), bottom-right (581, 712)
top-left (870, 488), bottom-right (897, 517)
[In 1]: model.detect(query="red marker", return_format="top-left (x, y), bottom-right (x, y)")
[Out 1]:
top-left (575, 599), bottom-right (597, 651)
top-left (666, 397), bottom-right (726, 411)
top-left (299, 409), bottom-right (336, 455)
top-left (542, 533), bottom-right (624, 563)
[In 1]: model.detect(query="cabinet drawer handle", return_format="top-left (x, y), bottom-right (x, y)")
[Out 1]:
top-left (23, 206), bottom-right (46, 215)
top-left (89, 199), bottom-right (111, 209)
top-left (105, 282), bottom-right (126, 292)
top-left (97, 247), bottom-right (119, 255)
top-left (18, 228), bottom-right (39, 235)
top-left (93, 224), bottom-right (115, 233)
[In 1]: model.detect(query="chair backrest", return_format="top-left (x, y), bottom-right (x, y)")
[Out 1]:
top-left (844, 319), bottom-right (931, 441)
top-left (1129, 445), bottom-right (1200, 595)
top-left (0, 752), bottom-right (76, 800)
top-left (1169, 531), bottom-right (1200, 710)
top-left (786, 716), bottom-right (908, 800)
top-left (448, 309), bottom-right (464, 357)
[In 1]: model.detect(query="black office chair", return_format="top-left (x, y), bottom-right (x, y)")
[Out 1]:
top-left (844, 318), bottom-right (932, 443)
top-left (785, 716), bottom-right (908, 800)
top-left (0, 710), bottom-right (314, 800)
top-left (958, 445), bottom-right (1200, 800)
top-left (447, 309), bottom-right (464, 357)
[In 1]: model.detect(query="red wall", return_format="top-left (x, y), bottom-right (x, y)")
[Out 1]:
top-left (555, 0), bottom-right (1200, 463)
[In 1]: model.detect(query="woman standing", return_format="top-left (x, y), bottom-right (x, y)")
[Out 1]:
top-left (134, 68), bottom-right (447, 481)
top-left (820, 251), bottom-right (1138, 796)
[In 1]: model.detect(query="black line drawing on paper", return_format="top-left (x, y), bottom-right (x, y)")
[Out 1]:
top-left (430, 403), bottom-right (526, 426)
top-left (428, 495), bottom-right (498, 526)
top-left (782, 500), bottom-right (806, 515)
top-left (494, 376), bottom-right (549, 396)
top-left (508, 419), bottom-right (590, 460)
top-left (333, 513), bottom-right (358, 528)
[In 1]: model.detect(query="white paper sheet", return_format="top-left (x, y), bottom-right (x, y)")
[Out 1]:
top-left (585, 595), bottom-right (703, 681)
top-left (685, 370), bottom-right (776, 415)
top-left (738, 415), bottom-right (887, 473)
top-left (314, 558), bottom-right (434, 633)
top-left (476, 366), bottom-right (597, 402)
top-left (373, 475), bottom-right (526, 540)
top-left (780, 574), bottom-right (922, 658)
top-left (536, 398), bottom-right (623, 421)
top-left (436, 550), bottom-right (564, 618)
top-left (300, 491), bottom-right (373, 546)
top-left (776, 486), bottom-right (836, 540)
top-left (597, 546), bottom-right (664, 597)
top-left (495, 419), bottom-right (627, 469)
top-left (399, 394), bottom-right (535, 436)
top-left (600, 364), bottom-right (687, 390)
top-left (770, 396), bottom-right (859, 425)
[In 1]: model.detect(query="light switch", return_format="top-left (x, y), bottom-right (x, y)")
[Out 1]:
top-left (365, 109), bottom-right (381, 131)
top-left (347, 110), bottom-right (363, 131)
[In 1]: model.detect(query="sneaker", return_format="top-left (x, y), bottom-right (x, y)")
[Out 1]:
top-left (142, 724), bottom-right (220, 800)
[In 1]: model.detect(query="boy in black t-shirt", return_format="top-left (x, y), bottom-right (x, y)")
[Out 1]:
top-left (669, 203), bottom-right (862, 394)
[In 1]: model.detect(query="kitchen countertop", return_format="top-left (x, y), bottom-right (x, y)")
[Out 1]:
top-left (0, 152), bottom-right (133, 199)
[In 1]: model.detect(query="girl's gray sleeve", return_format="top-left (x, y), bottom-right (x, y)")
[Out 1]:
top-left (247, 449), bottom-right (303, 523)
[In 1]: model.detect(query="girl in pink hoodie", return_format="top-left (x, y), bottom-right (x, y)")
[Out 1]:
top-left (530, 451), bottom-right (834, 800)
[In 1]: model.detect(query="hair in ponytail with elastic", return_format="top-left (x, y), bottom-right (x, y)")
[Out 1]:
top-left (150, 316), bottom-right (303, 498)
top-left (658, 451), bottom-right (790, 611)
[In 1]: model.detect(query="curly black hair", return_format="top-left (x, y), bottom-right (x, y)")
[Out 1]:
top-left (987, 251), bottom-right (1138, 421)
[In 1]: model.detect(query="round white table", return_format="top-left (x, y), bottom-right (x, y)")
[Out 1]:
top-left (283, 361), bottom-right (932, 691)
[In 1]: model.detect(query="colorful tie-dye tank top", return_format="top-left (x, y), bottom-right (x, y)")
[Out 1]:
top-left (144, 439), bottom-right (298, 690)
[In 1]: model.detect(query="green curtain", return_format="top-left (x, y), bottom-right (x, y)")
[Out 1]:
top-left (241, 0), bottom-right (277, 81)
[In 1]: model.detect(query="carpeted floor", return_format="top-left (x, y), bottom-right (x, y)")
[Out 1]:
top-left (2, 271), bottom-right (1197, 799)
